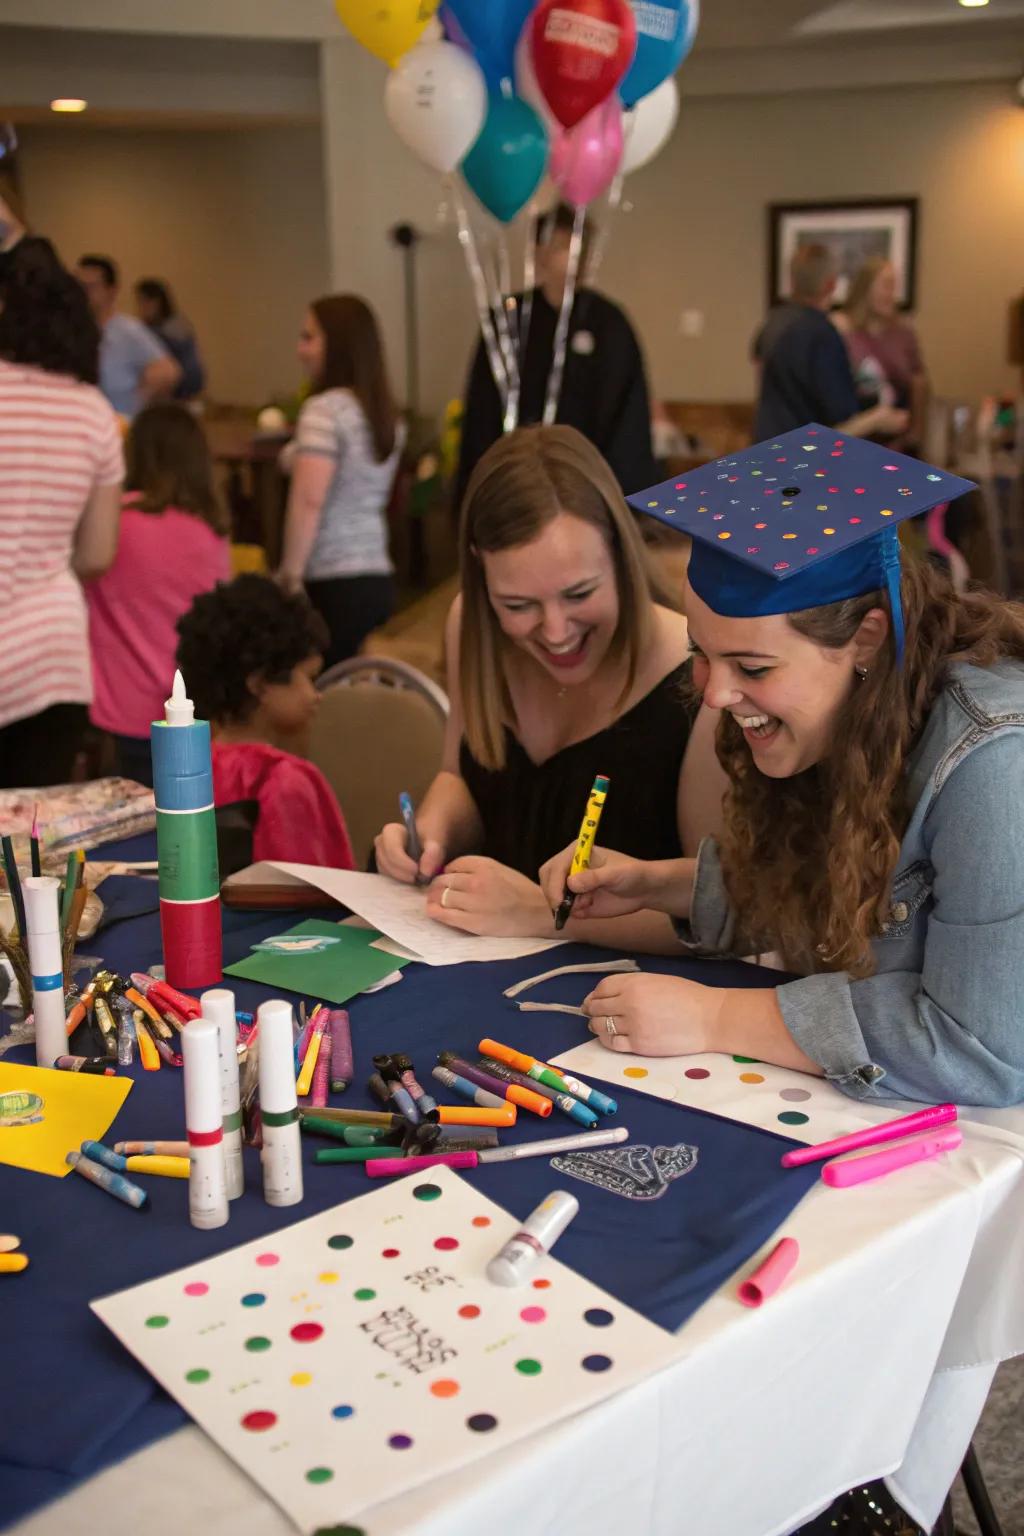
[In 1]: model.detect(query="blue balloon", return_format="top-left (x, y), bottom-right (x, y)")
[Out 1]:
top-left (620, 0), bottom-right (698, 109)
top-left (444, 0), bottom-right (536, 90)
top-left (461, 95), bottom-right (548, 225)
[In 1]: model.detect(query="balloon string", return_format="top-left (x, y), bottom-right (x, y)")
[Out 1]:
top-left (520, 199), bottom-right (539, 375)
top-left (543, 204), bottom-right (586, 427)
top-left (451, 178), bottom-right (509, 411)
top-left (492, 229), bottom-right (522, 431)
top-left (584, 165), bottom-right (624, 289)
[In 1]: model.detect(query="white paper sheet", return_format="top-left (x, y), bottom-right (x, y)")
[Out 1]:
top-left (261, 863), bottom-right (566, 966)
top-left (92, 1167), bottom-right (677, 1534)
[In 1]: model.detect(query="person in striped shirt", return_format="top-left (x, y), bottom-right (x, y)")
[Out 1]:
top-left (0, 239), bottom-right (124, 789)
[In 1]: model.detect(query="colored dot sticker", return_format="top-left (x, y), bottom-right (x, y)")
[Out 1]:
top-left (746, 546), bottom-right (760, 555)
top-left (823, 527), bottom-right (836, 535)
top-left (516, 1359), bottom-right (543, 1375)
top-left (389, 1434), bottom-right (413, 1450)
top-left (332, 1404), bottom-right (355, 1420)
top-left (778, 1111), bottom-right (810, 1126)
top-left (773, 562), bottom-right (790, 571)
top-left (817, 504), bottom-right (828, 512)
top-left (306, 1468), bottom-right (334, 1485)
top-left (291, 1322), bottom-right (324, 1343)
top-left (927, 473), bottom-right (942, 482)
top-left (623, 1067), bottom-right (648, 1079)
top-left (685, 1068), bottom-right (710, 1080)
top-left (354, 1288), bottom-right (376, 1302)
top-left (413, 1184), bottom-right (441, 1202)
top-left (381, 1249), bottom-right (400, 1260)
top-left (186, 1368), bottom-right (210, 1384)
top-left (739, 1072), bottom-right (765, 1084)
top-left (184, 1282), bottom-right (209, 1297)
top-left (256, 1253), bottom-right (279, 1267)
top-left (430, 1379), bottom-right (460, 1398)
top-left (328, 1235), bottom-right (353, 1250)
top-left (319, 1272), bottom-right (339, 1284)
top-left (880, 508), bottom-right (894, 517)
top-left (241, 1293), bottom-right (265, 1308)
top-left (584, 1308), bottom-right (615, 1327)
top-left (733, 1056), bottom-right (760, 1064)
top-left (245, 1336), bottom-right (272, 1353)
top-left (828, 487), bottom-right (840, 494)
top-left (717, 532), bottom-right (731, 540)
top-left (467, 1414), bottom-right (498, 1433)
top-left (291, 1372), bottom-right (313, 1387)
top-left (472, 1216), bottom-right (491, 1228)
top-left (582, 1355), bottom-right (613, 1373)
top-left (458, 1305), bottom-right (481, 1319)
top-left (145, 1316), bottom-right (169, 1329)
top-left (849, 517), bottom-right (861, 525)
top-left (647, 501), bottom-right (659, 508)
top-left (242, 1410), bottom-right (277, 1432)
top-left (854, 487), bottom-right (866, 495)
top-left (434, 1237), bottom-right (459, 1252)
top-left (532, 1278), bottom-right (551, 1290)
top-left (520, 1306), bottom-right (546, 1324)
top-left (886, 465), bottom-right (900, 472)
top-left (754, 521), bottom-right (767, 530)
top-left (780, 1088), bottom-right (813, 1102)
top-left (782, 533), bottom-right (796, 540)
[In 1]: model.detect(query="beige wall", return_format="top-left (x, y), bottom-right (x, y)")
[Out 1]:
top-left (599, 78), bottom-right (1024, 406)
top-left (14, 123), bottom-right (330, 405)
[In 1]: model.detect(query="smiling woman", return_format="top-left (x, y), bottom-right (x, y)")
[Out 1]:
top-left (372, 425), bottom-right (727, 953)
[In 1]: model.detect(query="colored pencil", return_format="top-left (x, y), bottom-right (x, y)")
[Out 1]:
top-left (30, 807), bottom-right (41, 878)
top-left (1, 835), bottom-right (26, 940)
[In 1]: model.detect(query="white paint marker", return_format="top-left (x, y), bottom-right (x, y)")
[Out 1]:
top-left (486, 1190), bottom-right (580, 1287)
top-left (201, 987), bottom-right (244, 1200)
top-left (24, 877), bottom-right (66, 1069)
top-left (182, 1017), bottom-right (229, 1230)
top-left (257, 999), bottom-right (303, 1207)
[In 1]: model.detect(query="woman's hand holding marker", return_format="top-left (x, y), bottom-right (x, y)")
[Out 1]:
top-left (374, 822), bottom-right (446, 886)
top-left (539, 846), bottom-right (696, 924)
top-left (426, 858), bottom-right (554, 937)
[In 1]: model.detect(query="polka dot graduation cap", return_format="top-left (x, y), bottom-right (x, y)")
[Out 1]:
top-left (629, 425), bottom-right (976, 660)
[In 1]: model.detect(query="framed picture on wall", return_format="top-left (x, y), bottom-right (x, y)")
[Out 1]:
top-left (767, 198), bottom-right (919, 310)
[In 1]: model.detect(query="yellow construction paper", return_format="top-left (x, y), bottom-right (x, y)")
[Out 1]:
top-left (0, 1062), bottom-right (132, 1178)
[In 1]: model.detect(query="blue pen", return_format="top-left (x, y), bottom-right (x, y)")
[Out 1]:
top-left (399, 792), bottom-right (427, 885)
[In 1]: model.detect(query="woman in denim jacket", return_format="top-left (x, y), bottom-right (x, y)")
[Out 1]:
top-left (539, 437), bottom-right (1024, 1107)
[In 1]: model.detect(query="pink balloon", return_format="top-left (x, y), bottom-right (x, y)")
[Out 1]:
top-left (549, 96), bottom-right (624, 207)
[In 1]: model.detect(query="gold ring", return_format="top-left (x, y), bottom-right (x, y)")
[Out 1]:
top-left (441, 886), bottom-right (450, 908)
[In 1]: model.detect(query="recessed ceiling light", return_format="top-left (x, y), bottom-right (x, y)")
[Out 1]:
top-left (958, 0), bottom-right (989, 7)
top-left (50, 98), bottom-right (87, 113)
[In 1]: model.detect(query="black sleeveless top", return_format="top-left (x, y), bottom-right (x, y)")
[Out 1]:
top-left (459, 661), bottom-right (693, 879)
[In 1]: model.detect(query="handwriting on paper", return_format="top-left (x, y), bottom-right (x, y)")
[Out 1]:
top-left (359, 1306), bottom-right (457, 1374)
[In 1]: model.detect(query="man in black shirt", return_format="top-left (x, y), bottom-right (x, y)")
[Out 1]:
top-left (753, 244), bottom-right (907, 442)
top-left (454, 203), bottom-right (657, 513)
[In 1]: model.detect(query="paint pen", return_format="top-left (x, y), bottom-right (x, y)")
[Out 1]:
top-left (93, 995), bottom-right (120, 1061)
top-left (301, 1120), bottom-right (394, 1147)
top-left (374, 1055), bottom-right (421, 1124)
top-left (257, 999), bottom-right (303, 1208)
top-left (399, 790), bottom-right (427, 884)
top-left (314, 1146), bottom-right (402, 1165)
top-left (298, 1105), bottom-right (404, 1131)
top-left (310, 1016), bottom-right (332, 1109)
top-left (145, 976), bottom-right (202, 1021)
top-left (437, 1053), bottom-right (551, 1118)
top-left (182, 1016), bottom-right (229, 1229)
top-left (479, 1126), bottom-right (628, 1162)
top-left (432, 1064), bottom-right (509, 1111)
top-left (23, 877), bottom-right (66, 1068)
top-left (365, 1151), bottom-right (479, 1178)
top-left (436, 1104), bottom-right (517, 1128)
top-left (153, 1035), bottom-right (184, 1068)
top-left (134, 1015), bottom-right (161, 1072)
top-left (543, 1068), bottom-right (617, 1118)
top-left (477, 1056), bottom-right (599, 1128)
top-left (480, 1037), bottom-right (618, 1116)
top-left (201, 988), bottom-right (245, 1201)
top-left (55, 1055), bottom-right (116, 1076)
top-left (393, 1053), bottom-right (439, 1120)
top-left (406, 1123), bottom-right (499, 1154)
top-left (329, 1008), bottom-right (352, 1094)
top-left (486, 1191), bottom-right (580, 1285)
top-left (822, 1127), bottom-right (963, 1188)
top-left (115, 1140), bottom-right (191, 1157)
top-left (66, 1150), bottom-right (148, 1211)
top-left (553, 774), bottom-right (609, 931)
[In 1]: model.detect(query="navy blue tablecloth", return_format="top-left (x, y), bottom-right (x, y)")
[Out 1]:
top-left (0, 843), bottom-right (817, 1524)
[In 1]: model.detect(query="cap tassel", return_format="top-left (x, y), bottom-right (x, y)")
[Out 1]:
top-left (881, 529), bottom-right (905, 665)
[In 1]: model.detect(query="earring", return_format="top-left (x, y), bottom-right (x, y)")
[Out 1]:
top-left (855, 665), bottom-right (869, 681)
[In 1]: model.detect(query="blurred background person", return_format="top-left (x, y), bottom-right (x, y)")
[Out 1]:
top-left (134, 276), bottom-right (206, 402)
top-left (76, 252), bottom-right (180, 418)
top-left (834, 256), bottom-right (929, 452)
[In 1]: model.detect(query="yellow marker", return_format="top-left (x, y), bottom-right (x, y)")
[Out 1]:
top-left (295, 1010), bottom-right (329, 1098)
top-left (134, 1015), bottom-right (161, 1072)
top-left (554, 774), bottom-right (610, 931)
top-left (0, 1253), bottom-right (29, 1273)
top-left (124, 1155), bottom-right (190, 1180)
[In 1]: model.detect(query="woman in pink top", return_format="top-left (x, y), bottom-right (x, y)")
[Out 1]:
top-left (86, 403), bottom-right (231, 785)
top-left (0, 239), bottom-right (123, 789)
top-left (834, 258), bottom-right (929, 453)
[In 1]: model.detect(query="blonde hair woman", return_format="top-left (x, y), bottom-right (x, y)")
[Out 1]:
top-left (374, 425), bottom-right (725, 950)
top-left (835, 257), bottom-right (928, 450)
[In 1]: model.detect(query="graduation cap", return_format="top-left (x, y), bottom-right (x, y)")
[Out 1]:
top-left (628, 425), bottom-right (976, 660)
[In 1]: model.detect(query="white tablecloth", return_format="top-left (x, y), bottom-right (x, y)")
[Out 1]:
top-left (15, 1113), bottom-right (1024, 1536)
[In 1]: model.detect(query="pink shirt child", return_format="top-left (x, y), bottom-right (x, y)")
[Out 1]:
top-left (86, 492), bottom-right (230, 739)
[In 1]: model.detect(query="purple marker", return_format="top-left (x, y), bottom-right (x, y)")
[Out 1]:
top-left (329, 1009), bottom-right (352, 1094)
top-left (310, 1018), bottom-right (332, 1109)
top-left (432, 1064), bottom-right (506, 1110)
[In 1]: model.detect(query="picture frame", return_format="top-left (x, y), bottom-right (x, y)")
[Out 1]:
top-left (767, 198), bottom-right (919, 311)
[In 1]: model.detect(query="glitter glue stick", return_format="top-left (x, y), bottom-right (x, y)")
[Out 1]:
top-left (477, 1056), bottom-right (599, 1128)
top-left (296, 1010), bottom-right (329, 1098)
top-left (257, 999), bottom-right (303, 1207)
top-left (310, 1017), bottom-right (332, 1108)
top-left (151, 670), bottom-right (222, 989)
top-left (23, 877), bottom-right (65, 1068)
top-left (66, 1150), bottom-right (148, 1211)
top-left (329, 1009), bottom-right (353, 1093)
top-left (486, 1191), bottom-right (579, 1286)
top-left (182, 1016), bottom-right (229, 1229)
top-left (438, 1054), bottom-right (552, 1118)
top-left (201, 988), bottom-right (244, 1201)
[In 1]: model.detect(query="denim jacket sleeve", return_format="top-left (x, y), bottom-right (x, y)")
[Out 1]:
top-left (777, 731), bottom-right (1024, 1106)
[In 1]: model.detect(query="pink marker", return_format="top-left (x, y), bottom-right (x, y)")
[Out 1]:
top-left (781, 1103), bottom-right (957, 1168)
top-left (822, 1127), bottom-right (963, 1188)
top-left (738, 1237), bottom-right (799, 1307)
top-left (366, 1152), bottom-right (479, 1179)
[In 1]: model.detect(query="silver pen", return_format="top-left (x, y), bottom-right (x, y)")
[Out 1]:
top-left (478, 1126), bottom-right (629, 1163)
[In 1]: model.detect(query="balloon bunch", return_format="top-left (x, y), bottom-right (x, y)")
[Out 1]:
top-left (335, 0), bottom-right (698, 424)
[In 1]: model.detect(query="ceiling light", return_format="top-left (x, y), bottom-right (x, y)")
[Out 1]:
top-left (50, 98), bottom-right (87, 113)
top-left (957, 0), bottom-right (989, 7)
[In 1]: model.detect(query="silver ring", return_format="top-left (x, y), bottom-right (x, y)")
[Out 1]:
top-left (604, 1016), bottom-right (617, 1036)
top-left (441, 885), bottom-right (450, 908)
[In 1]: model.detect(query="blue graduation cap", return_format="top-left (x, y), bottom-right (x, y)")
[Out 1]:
top-left (629, 425), bottom-right (976, 660)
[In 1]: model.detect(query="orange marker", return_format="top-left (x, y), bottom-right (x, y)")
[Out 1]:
top-left (134, 1016), bottom-right (161, 1071)
top-left (437, 1105), bottom-right (517, 1128)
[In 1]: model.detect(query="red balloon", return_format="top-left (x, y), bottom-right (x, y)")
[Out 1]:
top-left (530, 0), bottom-right (637, 130)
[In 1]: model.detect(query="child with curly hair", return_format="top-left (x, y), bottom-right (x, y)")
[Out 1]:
top-left (175, 574), bottom-right (354, 869)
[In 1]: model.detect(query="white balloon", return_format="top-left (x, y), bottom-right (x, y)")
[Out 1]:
top-left (385, 39), bottom-right (487, 176)
top-left (621, 76), bottom-right (679, 175)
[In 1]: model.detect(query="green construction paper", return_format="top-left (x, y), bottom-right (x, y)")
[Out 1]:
top-left (224, 919), bottom-right (407, 1004)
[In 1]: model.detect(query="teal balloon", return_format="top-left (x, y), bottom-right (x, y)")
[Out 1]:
top-left (461, 95), bottom-right (548, 224)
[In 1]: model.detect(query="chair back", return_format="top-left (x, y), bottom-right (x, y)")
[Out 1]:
top-left (308, 658), bottom-right (449, 870)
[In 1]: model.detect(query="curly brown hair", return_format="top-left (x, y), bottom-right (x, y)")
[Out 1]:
top-left (715, 556), bottom-right (1024, 978)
